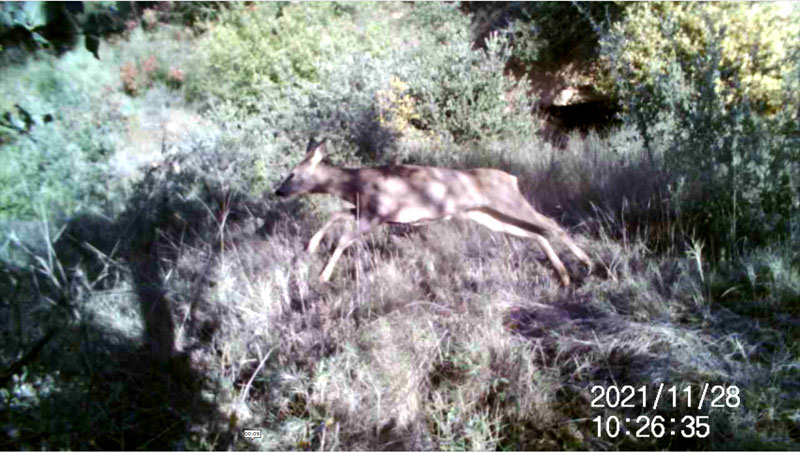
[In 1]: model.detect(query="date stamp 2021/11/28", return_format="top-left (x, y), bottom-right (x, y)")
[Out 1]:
top-left (590, 384), bottom-right (741, 439)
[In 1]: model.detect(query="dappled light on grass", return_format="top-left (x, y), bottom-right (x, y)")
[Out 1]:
top-left (1, 1), bottom-right (798, 450)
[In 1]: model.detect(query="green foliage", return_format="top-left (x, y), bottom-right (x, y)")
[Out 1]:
top-left (599, 3), bottom-right (800, 259)
top-left (600, 3), bottom-right (800, 116)
top-left (508, 2), bottom-right (623, 71)
top-left (189, 1), bottom-right (536, 177)
top-left (182, 2), bottom-right (401, 184)
top-left (664, 57), bottom-right (799, 256)
top-left (195, 45), bottom-right (394, 196)
top-left (401, 3), bottom-right (535, 144)
top-left (187, 2), bottom-right (390, 110)
top-left (0, 128), bottom-right (109, 220)
top-left (0, 52), bottom-right (117, 220)
top-left (0, 24), bottom-right (197, 221)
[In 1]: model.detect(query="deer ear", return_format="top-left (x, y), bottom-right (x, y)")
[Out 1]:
top-left (309, 138), bottom-right (327, 165)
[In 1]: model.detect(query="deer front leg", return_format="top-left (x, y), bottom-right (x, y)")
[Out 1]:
top-left (319, 216), bottom-right (377, 283)
top-left (308, 209), bottom-right (356, 254)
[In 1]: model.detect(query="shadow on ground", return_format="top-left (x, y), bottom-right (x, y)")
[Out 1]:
top-left (0, 160), bottom-right (306, 449)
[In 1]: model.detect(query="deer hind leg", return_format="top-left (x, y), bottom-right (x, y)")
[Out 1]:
top-left (559, 231), bottom-right (592, 270)
top-left (319, 216), bottom-right (378, 283)
top-left (308, 209), bottom-right (356, 254)
top-left (515, 201), bottom-right (593, 270)
top-left (464, 209), bottom-right (571, 286)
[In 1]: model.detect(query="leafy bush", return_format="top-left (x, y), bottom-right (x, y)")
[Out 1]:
top-left (187, 3), bottom-right (391, 110)
top-left (0, 50), bottom-right (118, 220)
top-left (181, 3), bottom-right (402, 186)
top-left (0, 126), bottom-right (111, 220)
top-left (401, 3), bottom-right (535, 144)
top-left (599, 3), bottom-right (800, 116)
top-left (0, 23), bottom-right (198, 221)
top-left (188, 1), bottom-right (537, 183)
top-left (598, 3), bottom-right (800, 259)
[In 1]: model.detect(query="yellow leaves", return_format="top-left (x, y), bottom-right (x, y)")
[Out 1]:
top-left (376, 77), bottom-right (421, 135)
top-left (604, 2), bottom-right (799, 114)
top-left (390, 77), bottom-right (410, 93)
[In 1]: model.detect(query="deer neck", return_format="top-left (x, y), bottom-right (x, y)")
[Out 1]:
top-left (314, 165), bottom-right (359, 204)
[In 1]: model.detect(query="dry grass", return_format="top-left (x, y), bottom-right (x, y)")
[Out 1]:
top-left (1, 4), bottom-right (797, 448)
top-left (5, 131), bottom-right (796, 450)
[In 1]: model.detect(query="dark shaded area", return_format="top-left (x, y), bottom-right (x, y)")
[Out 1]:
top-left (0, 344), bottom-right (220, 449)
top-left (542, 100), bottom-right (622, 143)
top-left (0, 260), bottom-right (206, 449)
top-left (0, 1), bottom-right (227, 64)
top-left (1, 3), bottom-right (81, 60)
top-left (169, 2), bottom-right (232, 29)
top-left (0, 153), bottom-right (302, 448)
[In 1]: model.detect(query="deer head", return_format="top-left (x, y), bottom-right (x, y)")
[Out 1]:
top-left (275, 138), bottom-right (328, 198)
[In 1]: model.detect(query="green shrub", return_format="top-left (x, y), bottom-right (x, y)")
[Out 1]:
top-left (598, 3), bottom-right (800, 259)
top-left (187, 2), bottom-right (391, 111)
top-left (400, 3), bottom-right (535, 144)
top-left (0, 24), bottom-right (197, 221)
top-left (182, 3), bottom-right (400, 187)
top-left (0, 50), bottom-right (118, 220)
top-left (189, 1), bottom-right (537, 182)
top-left (599, 3), bottom-right (799, 116)
top-left (193, 45), bottom-right (396, 197)
top-left (0, 127), bottom-right (110, 220)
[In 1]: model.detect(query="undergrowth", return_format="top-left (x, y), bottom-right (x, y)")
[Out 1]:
top-left (1, 2), bottom-right (798, 450)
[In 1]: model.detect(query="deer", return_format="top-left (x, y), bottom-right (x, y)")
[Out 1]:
top-left (275, 138), bottom-right (592, 286)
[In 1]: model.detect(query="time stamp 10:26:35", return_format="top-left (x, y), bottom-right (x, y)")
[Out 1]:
top-left (590, 384), bottom-right (741, 439)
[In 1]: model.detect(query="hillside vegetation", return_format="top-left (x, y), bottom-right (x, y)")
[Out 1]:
top-left (1, 2), bottom-right (798, 450)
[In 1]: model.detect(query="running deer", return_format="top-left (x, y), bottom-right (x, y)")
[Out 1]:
top-left (275, 139), bottom-right (592, 285)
